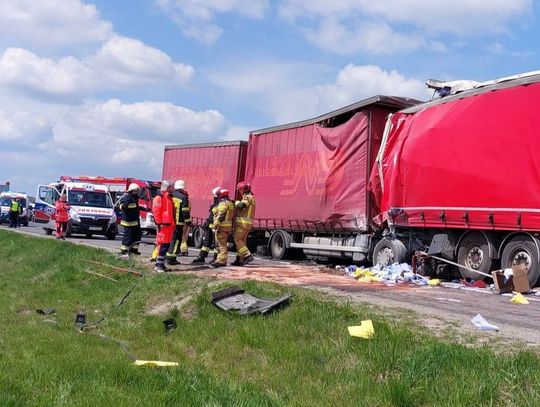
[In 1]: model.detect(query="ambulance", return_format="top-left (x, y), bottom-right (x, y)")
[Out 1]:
top-left (34, 182), bottom-right (117, 239)
top-left (0, 192), bottom-right (30, 226)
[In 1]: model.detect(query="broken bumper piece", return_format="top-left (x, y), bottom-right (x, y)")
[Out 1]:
top-left (211, 286), bottom-right (292, 315)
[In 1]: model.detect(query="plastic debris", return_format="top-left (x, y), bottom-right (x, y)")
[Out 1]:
top-left (428, 279), bottom-right (442, 286)
top-left (348, 320), bottom-right (375, 339)
top-left (211, 286), bottom-right (292, 315)
top-left (471, 314), bottom-right (499, 331)
top-left (134, 360), bottom-right (178, 367)
top-left (510, 293), bottom-right (529, 305)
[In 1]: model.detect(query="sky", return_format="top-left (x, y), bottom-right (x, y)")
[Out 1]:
top-left (0, 0), bottom-right (539, 195)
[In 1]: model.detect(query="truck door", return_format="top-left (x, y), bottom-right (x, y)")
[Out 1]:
top-left (34, 185), bottom-right (60, 230)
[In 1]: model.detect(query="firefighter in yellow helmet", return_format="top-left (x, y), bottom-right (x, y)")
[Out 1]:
top-left (211, 188), bottom-right (235, 268)
top-left (232, 181), bottom-right (256, 266)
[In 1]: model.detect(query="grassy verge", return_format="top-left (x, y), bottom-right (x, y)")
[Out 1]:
top-left (0, 229), bottom-right (539, 406)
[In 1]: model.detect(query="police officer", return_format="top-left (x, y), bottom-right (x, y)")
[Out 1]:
top-left (192, 186), bottom-right (221, 264)
top-left (211, 188), bottom-right (235, 268)
top-left (119, 183), bottom-right (146, 256)
top-left (9, 198), bottom-right (22, 228)
top-left (232, 181), bottom-right (256, 266)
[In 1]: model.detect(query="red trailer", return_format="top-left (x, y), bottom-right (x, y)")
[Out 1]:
top-left (162, 141), bottom-right (248, 245)
top-left (245, 96), bottom-right (418, 261)
top-left (369, 72), bottom-right (540, 285)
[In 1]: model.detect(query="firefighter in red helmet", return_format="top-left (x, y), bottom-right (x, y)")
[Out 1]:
top-left (232, 181), bottom-right (256, 266)
top-left (211, 188), bottom-right (235, 268)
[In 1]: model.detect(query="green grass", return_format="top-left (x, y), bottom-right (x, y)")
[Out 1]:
top-left (0, 229), bottom-right (539, 406)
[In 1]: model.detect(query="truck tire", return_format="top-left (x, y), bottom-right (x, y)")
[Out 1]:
top-left (456, 232), bottom-right (493, 280)
top-left (86, 233), bottom-right (93, 239)
top-left (192, 226), bottom-right (204, 248)
top-left (269, 230), bottom-right (291, 260)
top-left (44, 228), bottom-right (53, 235)
top-left (372, 238), bottom-right (407, 267)
top-left (500, 235), bottom-right (540, 287)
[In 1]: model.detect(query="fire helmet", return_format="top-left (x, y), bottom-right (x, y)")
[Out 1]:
top-left (236, 181), bottom-right (251, 192)
top-left (174, 179), bottom-right (186, 190)
top-left (211, 186), bottom-right (221, 197)
top-left (219, 188), bottom-right (229, 197)
top-left (127, 183), bottom-right (139, 192)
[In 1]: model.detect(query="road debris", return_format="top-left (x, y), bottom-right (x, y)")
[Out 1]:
top-left (348, 320), bottom-right (375, 339)
top-left (134, 360), bottom-right (178, 367)
top-left (511, 293), bottom-right (529, 305)
top-left (211, 286), bottom-right (292, 315)
top-left (36, 307), bottom-right (56, 315)
top-left (471, 314), bottom-right (499, 331)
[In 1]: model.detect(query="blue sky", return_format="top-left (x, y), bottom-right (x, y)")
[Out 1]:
top-left (0, 0), bottom-right (538, 195)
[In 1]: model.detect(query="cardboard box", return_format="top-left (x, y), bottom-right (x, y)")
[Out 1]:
top-left (512, 264), bottom-right (530, 293)
top-left (492, 264), bottom-right (531, 294)
top-left (491, 270), bottom-right (514, 294)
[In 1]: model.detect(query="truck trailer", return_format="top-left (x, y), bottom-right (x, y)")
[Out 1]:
top-left (370, 71), bottom-right (540, 286)
top-left (245, 96), bottom-right (418, 261)
top-left (162, 141), bottom-right (248, 246)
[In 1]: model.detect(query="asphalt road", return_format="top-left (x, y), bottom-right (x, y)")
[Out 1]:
top-left (3, 223), bottom-right (540, 348)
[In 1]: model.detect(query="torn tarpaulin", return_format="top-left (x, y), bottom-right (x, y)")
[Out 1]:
top-left (211, 286), bottom-right (292, 315)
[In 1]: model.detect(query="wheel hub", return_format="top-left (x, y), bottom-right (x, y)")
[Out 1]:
top-left (512, 250), bottom-right (531, 270)
top-left (376, 247), bottom-right (393, 267)
top-left (466, 246), bottom-right (484, 270)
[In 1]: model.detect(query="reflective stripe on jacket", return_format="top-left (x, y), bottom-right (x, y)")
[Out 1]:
top-left (235, 193), bottom-right (256, 226)
top-left (119, 193), bottom-right (140, 227)
top-left (213, 198), bottom-right (234, 231)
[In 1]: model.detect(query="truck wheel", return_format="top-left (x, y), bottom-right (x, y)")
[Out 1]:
top-left (269, 230), bottom-right (291, 260)
top-left (44, 228), bottom-right (53, 235)
top-left (372, 238), bottom-right (407, 267)
top-left (86, 233), bottom-right (93, 239)
top-left (501, 235), bottom-right (540, 287)
top-left (192, 226), bottom-right (204, 248)
top-left (456, 232), bottom-right (493, 280)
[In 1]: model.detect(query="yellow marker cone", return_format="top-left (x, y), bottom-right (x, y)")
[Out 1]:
top-left (348, 320), bottom-right (375, 339)
top-left (510, 293), bottom-right (529, 305)
top-left (134, 360), bottom-right (179, 367)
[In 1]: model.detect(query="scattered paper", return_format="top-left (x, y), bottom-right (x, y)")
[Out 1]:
top-left (471, 314), bottom-right (499, 331)
top-left (348, 320), bottom-right (375, 339)
top-left (134, 360), bottom-right (178, 367)
top-left (510, 293), bottom-right (529, 305)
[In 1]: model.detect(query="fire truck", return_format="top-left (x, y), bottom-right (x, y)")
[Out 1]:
top-left (59, 176), bottom-right (161, 233)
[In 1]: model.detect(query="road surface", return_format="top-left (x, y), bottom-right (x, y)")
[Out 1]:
top-left (3, 223), bottom-right (540, 348)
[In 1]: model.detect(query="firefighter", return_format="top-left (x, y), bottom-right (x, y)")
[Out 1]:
top-left (152, 181), bottom-right (176, 272)
top-left (9, 198), bottom-right (22, 228)
top-left (211, 188), bottom-right (235, 268)
top-left (192, 186), bottom-right (221, 264)
top-left (232, 181), bottom-right (256, 266)
top-left (178, 180), bottom-right (192, 256)
top-left (165, 180), bottom-right (190, 264)
top-left (55, 195), bottom-right (70, 240)
top-left (118, 183), bottom-right (146, 256)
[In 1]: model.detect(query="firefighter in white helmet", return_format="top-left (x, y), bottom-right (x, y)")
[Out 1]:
top-left (118, 183), bottom-right (146, 256)
top-left (166, 179), bottom-right (191, 263)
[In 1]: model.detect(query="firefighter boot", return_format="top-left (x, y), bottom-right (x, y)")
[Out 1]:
top-left (244, 255), bottom-right (255, 265)
top-left (192, 255), bottom-right (206, 264)
top-left (231, 256), bottom-right (243, 266)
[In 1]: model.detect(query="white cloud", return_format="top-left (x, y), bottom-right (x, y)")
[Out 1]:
top-left (278, 0), bottom-right (532, 55)
top-left (0, 0), bottom-right (113, 48)
top-left (0, 37), bottom-right (194, 98)
top-left (155, 0), bottom-right (269, 44)
top-left (0, 100), bottom-right (230, 192)
top-left (485, 42), bottom-right (534, 58)
top-left (225, 125), bottom-right (250, 141)
top-left (212, 62), bottom-right (429, 123)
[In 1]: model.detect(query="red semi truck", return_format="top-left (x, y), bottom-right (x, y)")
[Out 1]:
top-left (370, 72), bottom-right (540, 286)
top-left (162, 141), bottom-right (248, 246)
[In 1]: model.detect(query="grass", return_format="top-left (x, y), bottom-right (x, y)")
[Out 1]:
top-left (0, 229), bottom-right (539, 406)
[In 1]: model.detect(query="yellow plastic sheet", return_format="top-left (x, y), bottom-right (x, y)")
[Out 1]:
top-left (428, 279), bottom-right (441, 286)
top-left (510, 293), bottom-right (529, 305)
top-left (134, 360), bottom-right (179, 367)
top-left (348, 320), bottom-right (375, 339)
